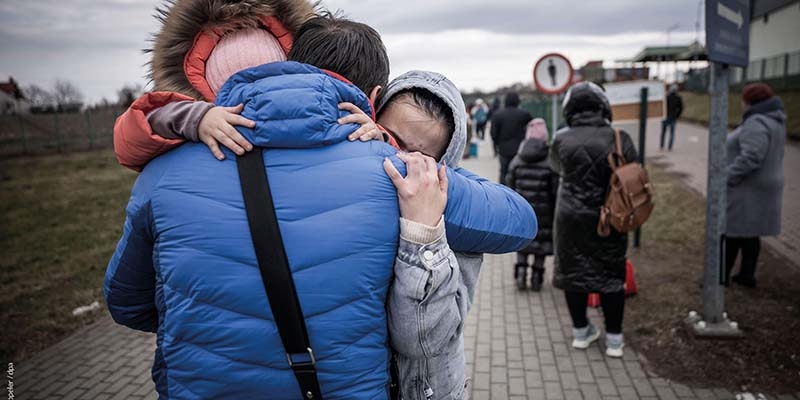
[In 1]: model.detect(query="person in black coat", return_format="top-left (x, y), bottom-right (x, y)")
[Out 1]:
top-left (506, 118), bottom-right (558, 291)
top-left (550, 82), bottom-right (638, 358)
top-left (660, 85), bottom-right (683, 151)
top-left (491, 91), bottom-right (532, 184)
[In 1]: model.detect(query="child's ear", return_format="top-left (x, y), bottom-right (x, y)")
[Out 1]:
top-left (368, 86), bottom-right (383, 105)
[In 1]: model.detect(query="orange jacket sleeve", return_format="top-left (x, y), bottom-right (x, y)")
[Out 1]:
top-left (114, 92), bottom-right (196, 172)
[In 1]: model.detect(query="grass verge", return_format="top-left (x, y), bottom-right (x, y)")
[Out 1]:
top-left (0, 149), bottom-right (136, 362)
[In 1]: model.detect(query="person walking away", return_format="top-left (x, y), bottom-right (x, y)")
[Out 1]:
top-left (471, 98), bottom-right (489, 140)
top-left (725, 83), bottom-right (786, 288)
top-left (660, 84), bottom-right (683, 151)
top-left (550, 82), bottom-right (638, 358)
top-left (491, 91), bottom-right (532, 185)
top-left (507, 118), bottom-right (558, 291)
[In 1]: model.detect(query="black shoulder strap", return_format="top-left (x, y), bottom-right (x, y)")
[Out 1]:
top-left (237, 148), bottom-right (323, 400)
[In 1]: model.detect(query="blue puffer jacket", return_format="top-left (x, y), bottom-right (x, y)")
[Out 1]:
top-left (105, 62), bottom-right (536, 399)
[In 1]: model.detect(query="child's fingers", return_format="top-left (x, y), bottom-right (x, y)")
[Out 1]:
top-left (339, 113), bottom-right (370, 126)
top-left (202, 136), bottom-right (225, 161)
top-left (221, 103), bottom-right (245, 114)
top-left (214, 129), bottom-right (246, 156)
top-left (226, 113), bottom-right (256, 129)
top-left (383, 158), bottom-right (405, 190)
top-left (221, 124), bottom-right (253, 151)
top-left (347, 125), bottom-right (370, 141)
top-left (338, 102), bottom-right (365, 115)
top-left (359, 129), bottom-right (383, 142)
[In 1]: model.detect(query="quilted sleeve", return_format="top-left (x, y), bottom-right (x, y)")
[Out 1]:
top-left (104, 169), bottom-right (164, 332)
top-left (443, 167), bottom-right (538, 254)
top-left (114, 92), bottom-right (193, 171)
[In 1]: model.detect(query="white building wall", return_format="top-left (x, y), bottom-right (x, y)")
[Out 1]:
top-left (749, 2), bottom-right (800, 60)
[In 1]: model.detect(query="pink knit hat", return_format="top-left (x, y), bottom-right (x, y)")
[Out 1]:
top-left (525, 118), bottom-right (548, 142)
top-left (205, 28), bottom-right (287, 95)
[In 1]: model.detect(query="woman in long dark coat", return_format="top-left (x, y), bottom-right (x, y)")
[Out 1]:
top-left (549, 82), bottom-right (637, 358)
top-left (725, 83), bottom-right (786, 288)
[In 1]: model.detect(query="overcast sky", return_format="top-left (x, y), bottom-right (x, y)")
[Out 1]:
top-left (0, 0), bottom-right (704, 103)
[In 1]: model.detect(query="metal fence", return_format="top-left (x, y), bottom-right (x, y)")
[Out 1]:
top-left (684, 50), bottom-right (800, 92)
top-left (0, 107), bottom-right (123, 157)
top-left (520, 97), bottom-right (564, 135)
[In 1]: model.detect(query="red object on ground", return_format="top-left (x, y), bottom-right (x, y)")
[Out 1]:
top-left (588, 259), bottom-right (637, 308)
top-left (588, 293), bottom-right (601, 308)
top-left (625, 259), bottom-right (638, 296)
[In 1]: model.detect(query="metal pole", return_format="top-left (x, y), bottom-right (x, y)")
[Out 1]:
top-left (550, 94), bottom-right (557, 140)
top-left (634, 87), bottom-right (648, 248)
top-left (704, 62), bottom-right (729, 324)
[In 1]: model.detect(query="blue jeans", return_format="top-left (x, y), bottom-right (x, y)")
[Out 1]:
top-left (660, 119), bottom-right (677, 150)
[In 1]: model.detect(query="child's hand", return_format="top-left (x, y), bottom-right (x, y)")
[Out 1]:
top-left (338, 102), bottom-right (385, 143)
top-left (198, 104), bottom-right (256, 160)
top-left (383, 152), bottom-right (448, 227)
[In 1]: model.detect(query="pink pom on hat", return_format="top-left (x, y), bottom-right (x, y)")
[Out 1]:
top-left (205, 28), bottom-right (287, 95)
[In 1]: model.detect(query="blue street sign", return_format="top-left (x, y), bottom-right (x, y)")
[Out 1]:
top-left (705, 0), bottom-right (750, 67)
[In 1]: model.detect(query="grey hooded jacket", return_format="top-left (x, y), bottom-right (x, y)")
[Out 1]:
top-left (378, 71), bottom-right (480, 400)
top-left (726, 96), bottom-right (786, 237)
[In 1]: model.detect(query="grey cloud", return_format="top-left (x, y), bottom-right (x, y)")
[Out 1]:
top-left (326, 0), bottom-right (703, 36)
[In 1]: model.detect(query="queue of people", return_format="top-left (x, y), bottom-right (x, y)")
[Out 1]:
top-left (497, 80), bottom-right (786, 360)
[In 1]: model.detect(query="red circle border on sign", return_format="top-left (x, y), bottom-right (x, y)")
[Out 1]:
top-left (533, 52), bottom-right (574, 95)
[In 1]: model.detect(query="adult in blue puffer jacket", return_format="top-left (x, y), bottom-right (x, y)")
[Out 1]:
top-left (106, 20), bottom-right (535, 400)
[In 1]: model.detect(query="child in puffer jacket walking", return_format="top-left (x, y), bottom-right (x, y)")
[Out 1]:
top-left (506, 118), bottom-right (558, 291)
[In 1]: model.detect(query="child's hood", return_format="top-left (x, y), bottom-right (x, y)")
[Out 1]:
top-left (377, 71), bottom-right (467, 168)
top-left (148, 0), bottom-right (316, 101)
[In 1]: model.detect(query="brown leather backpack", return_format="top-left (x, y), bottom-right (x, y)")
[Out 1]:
top-left (597, 129), bottom-right (655, 237)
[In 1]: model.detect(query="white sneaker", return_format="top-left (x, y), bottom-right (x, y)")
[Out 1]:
top-left (605, 333), bottom-right (624, 358)
top-left (571, 324), bottom-right (600, 349)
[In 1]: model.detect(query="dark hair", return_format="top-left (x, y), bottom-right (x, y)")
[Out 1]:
top-left (382, 88), bottom-right (455, 144)
top-left (288, 12), bottom-right (390, 94)
top-left (505, 91), bottom-right (520, 108)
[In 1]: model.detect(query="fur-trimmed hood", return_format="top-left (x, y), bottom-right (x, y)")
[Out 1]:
top-left (148, 0), bottom-right (317, 100)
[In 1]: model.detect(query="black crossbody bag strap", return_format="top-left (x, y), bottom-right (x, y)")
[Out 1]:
top-left (237, 148), bottom-right (323, 400)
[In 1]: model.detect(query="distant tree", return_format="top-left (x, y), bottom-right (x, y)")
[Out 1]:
top-left (23, 85), bottom-right (55, 107)
top-left (52, 79), bottom-right (84, 107)
top-left (116, 83), bottom-right (143, 108)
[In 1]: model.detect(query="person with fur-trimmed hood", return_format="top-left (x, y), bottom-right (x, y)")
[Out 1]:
top-left (113, 0), bottom-right (315, 170)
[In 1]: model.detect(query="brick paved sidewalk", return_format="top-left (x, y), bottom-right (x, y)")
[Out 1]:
top-left (13, 137), bottom-right (799, 400)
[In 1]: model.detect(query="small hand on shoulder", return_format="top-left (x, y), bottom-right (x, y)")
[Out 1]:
top-left (338, 102), bottom-right (385, 143)
top-left (198, 103), bottom-right (256, 160)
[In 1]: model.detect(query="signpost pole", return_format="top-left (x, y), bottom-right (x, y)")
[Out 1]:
top-left (686, 62), bottom-right (742, 337)
top-left (550, 94), bottom-right (558, 139)
top-left (704, 62), bottom-right (729, 324)
top-left (634, 87), bottom-right (648, 248)
top-left (685, 0), bottom-right (748, 338)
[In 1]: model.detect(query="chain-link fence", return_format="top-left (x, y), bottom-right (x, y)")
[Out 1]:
top-left (0, 107), bottom-right (124, 157)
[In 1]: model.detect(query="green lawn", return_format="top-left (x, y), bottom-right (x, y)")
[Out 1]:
top-left (0, 149), bottom-right (137, 361)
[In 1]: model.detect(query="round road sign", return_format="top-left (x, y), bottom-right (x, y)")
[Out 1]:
top-left (533, 53), bottom-right (574, 95)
